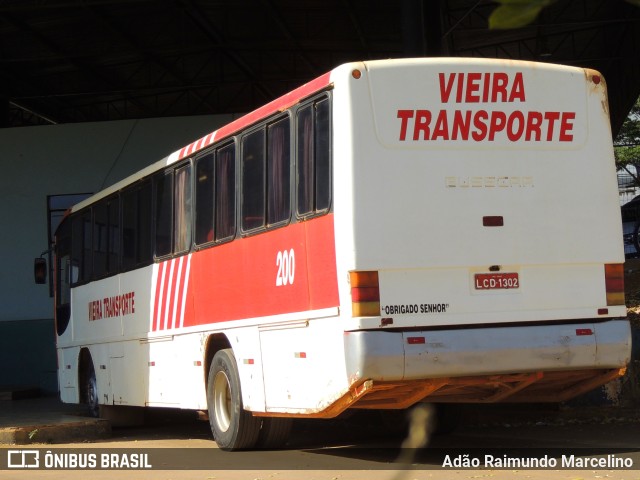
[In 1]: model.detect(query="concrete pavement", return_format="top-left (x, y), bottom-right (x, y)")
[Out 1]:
top-left (0, 395), bottom-right (110, 444)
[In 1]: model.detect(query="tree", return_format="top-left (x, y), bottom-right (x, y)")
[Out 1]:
top-left (615, 97), bottom-right (640, 187)
top-left (489, 0), bottom-right (640, 30)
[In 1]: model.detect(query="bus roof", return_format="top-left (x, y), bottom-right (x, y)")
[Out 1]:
top-left (70, 57), bottom-right (591, 213)
top-left (71, 70), bottom-right (332, 213)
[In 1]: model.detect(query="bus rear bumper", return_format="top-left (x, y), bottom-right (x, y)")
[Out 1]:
top-left (344, 319), bottom-right (631, 383)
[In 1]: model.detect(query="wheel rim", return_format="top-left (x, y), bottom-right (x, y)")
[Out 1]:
top-left (88, 377), bottom-right (97, 406)
top-left (213, 370), bottom-right (232, 432)
top-left (87, 372), bottom-right (98, 415)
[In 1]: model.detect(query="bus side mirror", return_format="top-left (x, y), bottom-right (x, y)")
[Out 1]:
top-left (34, 257), bottom-right (47, 284)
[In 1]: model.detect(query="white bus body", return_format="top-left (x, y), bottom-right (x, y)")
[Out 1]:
top-left (51, 58), bottom-right (630, 449)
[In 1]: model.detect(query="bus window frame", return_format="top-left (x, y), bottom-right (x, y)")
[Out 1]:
top-left (153, 159), bottom-right (195, 261)
top-left (173, 162), bottom-right (193, 256)
top-left (240, 112), bottom-right (293, 237)
top-left (295, 92), bottom-right (333, 221)
top-left (194, 140), bottom-right (238, 250)
top-left (54, 214), bottom-right (72, 335)
top-left (120, 179), bottom-right (153, 273)
top-left (59, 90), bottom-right (332, 289)
top-left (69, 209), bottom-right (92, 287)
top-left (91, 193), bottom-right (120, 281)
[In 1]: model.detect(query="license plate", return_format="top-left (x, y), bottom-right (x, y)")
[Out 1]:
top-left (474, 272), bottom-right (519, 290)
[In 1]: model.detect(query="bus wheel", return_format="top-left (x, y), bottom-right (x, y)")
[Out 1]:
top-left (87, 364), bottom-right (100, 417)
top-left (257, 417), bottom-right (293, 449)
top-left (207, 348), bottom-right (261, 450)
top-left (80, 351), bottom-right (100, 417)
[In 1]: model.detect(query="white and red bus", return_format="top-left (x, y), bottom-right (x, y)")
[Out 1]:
top-left (49, 58), bottom-right (630, 450)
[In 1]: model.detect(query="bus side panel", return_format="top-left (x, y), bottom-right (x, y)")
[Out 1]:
top-left (121, 266), bottom-right (154, 337)
top-left (305, 215), bottom-right (340, 310)
top-left (72, 276), bottom-right (123, 343)
top-left (188, 216), bottom-right (338, 327)
top-left (58, 346), bottom-right (80, 403)
top-left (260, 317), bottom-right (347, 412)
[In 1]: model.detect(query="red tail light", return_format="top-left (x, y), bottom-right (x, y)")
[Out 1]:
top-left (350, 271), bottom-right (380, 317)
top-left (604, 263), bottom-right (625, 306)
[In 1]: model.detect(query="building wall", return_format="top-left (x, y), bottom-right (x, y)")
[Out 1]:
top-left (0, 114), bottom-right (233, 393)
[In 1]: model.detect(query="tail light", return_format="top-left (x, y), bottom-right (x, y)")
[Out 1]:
top-left (604, 263), bottom-right (625, 306)
top-left (350, 271), bottom-right (380, 317)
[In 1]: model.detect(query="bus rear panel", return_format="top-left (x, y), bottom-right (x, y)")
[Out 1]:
top-left (333, 59), bottom-right (629, 407)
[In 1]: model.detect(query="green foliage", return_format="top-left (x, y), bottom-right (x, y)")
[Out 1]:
top-left (613, 98), bottom-right (640, 168)
top-left (486, 0), bottom-right (640, 183)
top-left (615, 98), bottom-right (640, 186)
top-left (489, 0), bottom-right (640, 29)
top-left (489, 0), bottom-right (557, 29)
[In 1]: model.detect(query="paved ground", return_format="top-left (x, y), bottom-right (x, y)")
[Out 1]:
top-left (1, 397), bottom-right (640, 480)
top-left (0, 396), bottom-right (110, 444)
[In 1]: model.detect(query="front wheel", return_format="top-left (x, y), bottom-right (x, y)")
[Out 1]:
top-left (80, 351), bottom-right (99, 418)
top-left (207, 349), bottom-right (261, 450)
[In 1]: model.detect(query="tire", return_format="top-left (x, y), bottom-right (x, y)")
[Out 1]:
top-left (433, 404), bottom-right (460, 435)
top-left (207, 349), bottom-right (261, 450)
top-left (84, 358), bottom-right (99, 418)
top-left (257, 417), bottom-right (293, 449)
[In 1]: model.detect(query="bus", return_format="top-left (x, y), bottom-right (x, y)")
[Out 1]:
top-left (43, 58), bottom-right (631, 450)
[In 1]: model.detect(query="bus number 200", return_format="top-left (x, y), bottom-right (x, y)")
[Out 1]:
top-left (276, 249), bottom-right (295, 286)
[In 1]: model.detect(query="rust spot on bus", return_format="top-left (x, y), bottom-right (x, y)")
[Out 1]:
top-left (584, 68), bottom-right (609, 117)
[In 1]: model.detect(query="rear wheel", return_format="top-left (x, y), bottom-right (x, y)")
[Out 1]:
top-left (257, 417), bottom-right (293, 449)
top-left (433, 404), bottom-right (460, 435)
top-left (207, 349), bottom-right (261, 450)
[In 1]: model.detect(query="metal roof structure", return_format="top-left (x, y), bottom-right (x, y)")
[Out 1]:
top-left (1, 0), bottom-right (639, 133)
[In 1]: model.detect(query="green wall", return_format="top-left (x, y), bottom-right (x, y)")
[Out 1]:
top-left (0, 318), bottom-right (58, 394)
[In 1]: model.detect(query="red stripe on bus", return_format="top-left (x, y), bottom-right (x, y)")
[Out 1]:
top-left (152, 216), bottom-right (336, 331)
top-left (177, 72), bottom-right (332, 161)
top-left (180, 255), bottom-right (192, 328)
top-left (165, 259), bottom-right (178, 330)
top-left (170, 258), bottom-right (182, 330)
top-left (152, 255), bottom-right (193, 331)
top-left (186, 214), bottom-right (338, 327)
top-left (173, 257), bottom-right (187, 329)
top-left (153, 262), bottom-right (166, 332)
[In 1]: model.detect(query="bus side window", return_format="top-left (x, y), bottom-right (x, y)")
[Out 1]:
top-left (297, 96), bottom-right (331, 216)
top-left (215, 144), bottom-right (236, 241)
top-left (93, 200), bottom-right (108, 278)
top-left (138, 182), bottom-right (152, 264)
top-left (196, 145), bottom-right (236, 245)
top-left (121, 188), bottom-right (137, 270)
top-left (174, 164), bottom-right (192, 253)
top-left (267, 117), bottom-right (291, 225)
top-left (315, 98), bottom-right (331, 211)
top-left (195, 153), bottom-right (215, 245)
top-left (121, 181), bottom-right (152, 270)
top-left (154, 172), bottom-right (173, 257)
top-left (55, 218), bottom-right (72, 335)
top-left (71, 210), bottom-right (92, 284)
top-left (242, 129), bottom-right (266, 231)
top-left (107, 196), bottom-right (120, 274)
